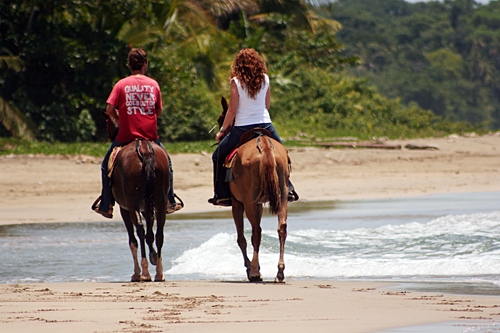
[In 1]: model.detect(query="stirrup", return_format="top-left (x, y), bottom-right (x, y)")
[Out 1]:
top-left (91, 196), bottom-right (113, 218)
top-left (91, 196), bottom-right (101, 211)
top-left (94, 207), bottom-right (113, 219)
top-left (208, 197), bottom-right (232, 207)
top-left (167, 194), bottom-right (184, 214)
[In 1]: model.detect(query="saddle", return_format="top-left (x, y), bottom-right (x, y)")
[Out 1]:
top-left (223, 128), bottom-right (272, 168)
top-left (107, 139), bottom-right (155, 177)
top-left (107, 146), bottom-right (123, 178)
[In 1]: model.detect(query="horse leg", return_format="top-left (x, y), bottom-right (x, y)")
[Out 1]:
top-left (243, 203), bottom-right (263, 282)
top-left (275, 205), bottom-right (288, 283)
top-left (142, 212), bottom-right (157, 267)
top-left (120, 207), bottom-right (141, 282)
top-left (232, 200), bottom-right (251, 279)
top-left (130, 210), bottom-right (151, 282)
top-left (154, 206), bottom-right (166, 282)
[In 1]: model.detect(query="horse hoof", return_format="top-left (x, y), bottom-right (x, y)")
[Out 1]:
top-left (149, 252), bottom-right (158, 266)
top-left (246, 267), bottom-right (251, 280)
top-left (249, 274), bottom-right (263, 282)
top-left (141, 276), bottom-right (152, 282)
top-left (274, 276), bottom-right (286, 284)
top-left (155, 275), bottom-right (165, 282)
top-left (131, 275), bottom-right (141, 282)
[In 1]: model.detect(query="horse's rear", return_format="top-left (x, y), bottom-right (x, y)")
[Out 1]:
top-left (230, 135), bottom-right (289, 282)
top-left (113, 139), bottom-right (170, 282)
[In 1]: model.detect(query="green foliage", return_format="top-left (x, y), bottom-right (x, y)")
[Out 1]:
top-left (425, 49), bottom-right (464, 79)
top-left (257, 14), bottom-right (358, 72)
top-left (165, 140), bottom-right (215, 154)
top-left (0, 138), bottom-right (108, 156)
top-left (76, 109), bottom-right (97, 142)
top-left (271, 65), bottom-right (477, 139)
top-left (329, 0), bottom-right (500, 129)
top-left (0, 0), bottom-right (130, 141)
top-left (0, 0), bottom-right (483, 147)
top-left (0, 137), bottom-right (215, 156)
top-left (148, 50), bottom-right (221, 141)
top-left (0, 96), bottom-right (37, 140)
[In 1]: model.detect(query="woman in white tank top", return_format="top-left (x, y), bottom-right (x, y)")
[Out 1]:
top-left (209, 48), bottom-right (297, 206)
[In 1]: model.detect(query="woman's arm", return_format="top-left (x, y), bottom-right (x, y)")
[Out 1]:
top-left (265, 85), bottom-right (271, 110)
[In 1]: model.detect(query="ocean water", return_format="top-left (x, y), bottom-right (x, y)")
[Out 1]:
top-left (1, 191), bottom-right (499, 292)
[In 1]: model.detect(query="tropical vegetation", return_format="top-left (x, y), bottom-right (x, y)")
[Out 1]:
top-left (0, 0), bottom-right (492, 151)
top-left (329, 0), bottom-right (500, 128)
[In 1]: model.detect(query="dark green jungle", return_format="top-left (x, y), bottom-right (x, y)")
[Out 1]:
top-left (1, 0), bottom-right (498, 155)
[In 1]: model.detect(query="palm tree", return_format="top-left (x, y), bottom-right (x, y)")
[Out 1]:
top-left (255, 0), bottom-right (341, 33)
top-left (117, 0), bottom-right (340, 89)
top-left (0, 56), bottom-right (37, 141)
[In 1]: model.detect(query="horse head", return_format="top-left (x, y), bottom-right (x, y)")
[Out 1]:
top-left (100, 110), bottom-right (119, 142)
top-left (217, 97), bottom-right (229, 130)
top-left (217, 97), bottom-right (235, 138)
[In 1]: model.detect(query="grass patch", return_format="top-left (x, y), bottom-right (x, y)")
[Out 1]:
top-left (0, 138), bottom-right (218, 157)
top-left (0, 138), bottom-right (107, 156)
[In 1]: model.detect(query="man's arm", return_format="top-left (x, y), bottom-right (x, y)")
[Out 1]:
top-left (106, 103), bottom-right (118, 119)
top-left (156, 91), bottom-right (163, 117)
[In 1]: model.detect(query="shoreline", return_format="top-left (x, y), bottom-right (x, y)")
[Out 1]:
top-left (0, 135), bottom-right (499, 225)
top-left (0, 135), bottom-right (499, 332)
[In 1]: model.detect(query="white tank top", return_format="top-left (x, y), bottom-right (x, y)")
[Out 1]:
top-left (232, 74), bottom-right (272, 126)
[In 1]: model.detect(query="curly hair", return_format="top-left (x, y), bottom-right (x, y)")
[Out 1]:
top-left (127, 48), bottom-right (147, 71)
top-left (231, 48), bottom-right (267, 99)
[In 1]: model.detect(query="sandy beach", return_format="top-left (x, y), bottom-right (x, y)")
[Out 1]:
top-left (0, 134), bottom-right (499, 332)
top-left (1, 134), bottom-right (499, 224)
top-left (1, 280), bottom-right (500, 333)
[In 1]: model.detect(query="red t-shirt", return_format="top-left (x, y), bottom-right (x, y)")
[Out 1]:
top-left (106, 75), bottom-right (163, 142)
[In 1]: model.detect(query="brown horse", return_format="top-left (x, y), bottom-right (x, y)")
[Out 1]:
top-left (102, 113), bottom-right (170, 282)
top-left (219, 97), bottom-right (290, 283)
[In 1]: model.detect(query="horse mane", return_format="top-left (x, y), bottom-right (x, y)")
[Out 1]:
top-left (259, 137), bottom-right (282, 214)
top-left (100, 110), bottom-right (119, 142)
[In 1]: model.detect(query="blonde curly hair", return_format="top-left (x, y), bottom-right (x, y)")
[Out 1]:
top-left (231, 48), bottom-right (267, 99)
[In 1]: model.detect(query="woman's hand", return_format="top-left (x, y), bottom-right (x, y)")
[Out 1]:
top-left (215, 131), bottom-right (225, 142)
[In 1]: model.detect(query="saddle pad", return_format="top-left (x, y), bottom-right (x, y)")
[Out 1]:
top-left (224, 148), bottom-right (238, 168)
top-left (107, 146), bottom-right (123, 178)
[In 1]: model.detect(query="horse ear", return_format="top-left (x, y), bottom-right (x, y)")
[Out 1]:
top-left (221, 97), bottom-right (228, 112)
top-left (100, 110), bottom-right (109, 119)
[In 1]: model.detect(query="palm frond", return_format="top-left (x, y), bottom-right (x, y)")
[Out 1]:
top-left (197, 0), bottom-right (259, 16)
top-left (118, 21), bottom-right (164, 47)
top-left (0, 97), bottom-right (38, 141)
top-left (0, 56), bottom-right (24, 72)
top-left (311, 15), bottom-right (342, 33)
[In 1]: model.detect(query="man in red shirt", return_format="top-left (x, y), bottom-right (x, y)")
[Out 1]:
top-left (94, 48), bottom-right (181, 218)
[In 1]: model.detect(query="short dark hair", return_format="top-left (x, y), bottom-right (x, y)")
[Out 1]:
top-left (127, 48), bottom-right (147, 71)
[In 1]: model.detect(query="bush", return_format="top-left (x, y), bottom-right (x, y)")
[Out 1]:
top-left (148, 50), bottom-right (220, 142)
top-left (270, 65), bottom-right (477, 139)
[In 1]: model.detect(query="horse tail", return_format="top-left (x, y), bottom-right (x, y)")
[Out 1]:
top-left (137, 140), bottom-right (156, 220)
top-left (259, 136), bottom-right (281, 215)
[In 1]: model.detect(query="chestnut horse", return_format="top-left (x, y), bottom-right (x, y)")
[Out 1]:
top-left (219, 98), bottom-right (290, 283)
top-left (103, 113), bottom-right (170, 282)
